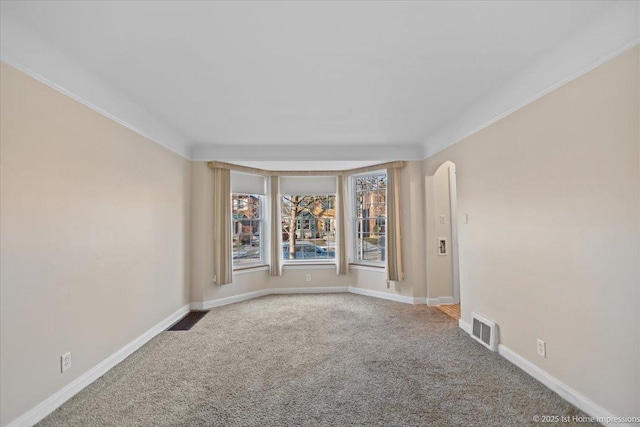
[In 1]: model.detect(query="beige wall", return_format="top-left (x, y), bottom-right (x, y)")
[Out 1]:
top-left (190, 161), bottom-right (353, 305)
top-left (0, 63), bottom-right (191, 426)
top-left (425, 47), bottom-right (639, 416)
top-left (3, 44), bottom-right (637, 424)
top-left (190, 160), bottom-right (427, 302)
top-left (402, 161), bottom-right (428, 299)
top-left (425, 162), bottom-right (454, 300)
top-left (351, 161), bottom-right (427, 299)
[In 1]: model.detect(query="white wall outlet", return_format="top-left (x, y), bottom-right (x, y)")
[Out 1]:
top-left (536, 339), bottom-right (546, 358)
top-left (463, 213), bottom-right (469, 224)
top-left (306, 274), bottom-right (311, 282)
top-left (439, 214), bottom-right (446, 224)
top-left (61, 352), bottom-right (71, 372)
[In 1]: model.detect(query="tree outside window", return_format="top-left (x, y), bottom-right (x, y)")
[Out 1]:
top-left (281, 195), bottom-right (336, 260)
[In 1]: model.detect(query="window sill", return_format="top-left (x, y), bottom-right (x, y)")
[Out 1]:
top-left (233, 264), bottom-right (269, 275)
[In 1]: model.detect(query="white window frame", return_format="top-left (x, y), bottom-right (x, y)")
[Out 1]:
top-left (350, 171), bottom-right (387, 268)
top-left (232, 193), bottom-right (267, 270)
top-left (280, 194), bottom-right (337, 265)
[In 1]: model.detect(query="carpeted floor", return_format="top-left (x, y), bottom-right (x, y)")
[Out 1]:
top-left (39, 294), bottom-right (595, 426)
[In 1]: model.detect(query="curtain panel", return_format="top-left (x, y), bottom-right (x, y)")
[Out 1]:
top-left (386, 167), bottom-right (404, 283)
top-left (337, 175), bottom-right (349, 275)
top-left (213, 168), bottom-right (233, 285)
top-left (269, 176), bottom-right (282, 276)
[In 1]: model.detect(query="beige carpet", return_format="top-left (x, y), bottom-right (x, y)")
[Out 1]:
top-left (39, 294), bottom-right (594, 426)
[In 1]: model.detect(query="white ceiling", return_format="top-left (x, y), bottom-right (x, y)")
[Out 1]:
top-left (1, 1), bottom-right (638, 165)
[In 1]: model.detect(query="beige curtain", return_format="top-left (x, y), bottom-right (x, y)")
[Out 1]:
top-left (386, 167), bottom-right (404, 283)
top-left (213, 167), bottom-right (233, 285)
top-left (336, 175), bottom-right (349, 275)
top-left (269, 176), bottom-right (282, 276)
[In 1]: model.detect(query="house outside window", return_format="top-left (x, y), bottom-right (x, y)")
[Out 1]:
top-left (232, 194), bottom-right (264, 267)
top-left (354, 173), bottom-right (386, 264)
top-left (281, 195), bottom-right (336, 261)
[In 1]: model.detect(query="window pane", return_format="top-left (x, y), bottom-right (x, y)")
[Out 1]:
top-left (354, 174), bottom-right (386, 263)
top-left (232, 194), bottom-right (263, 267)
top-left (281, 194), bottom-right (336, 260)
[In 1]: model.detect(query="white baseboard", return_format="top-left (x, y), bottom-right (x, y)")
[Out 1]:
top-left (16, 290), bottom-right (624, 427)
top-left (6, 304), bottom-right (190, 427)
top-left (272, 286), bottom-right (350, 294)
top-left (497, 345), bottom-right (627, 427)
top-left (348, 286), bottom-right (416, 304)
top-left (458, 318), bottom-right (472, 334)
top-left (194, 286), bottom-right (418, 310)
top-left (426, 296), bottom-right (456, 306)
top-left (193, 286), bottom-right (350, 311)
top-left (192, 289), bottom-right (271, 310)
top-left (458, 319), bottom-right (626, 427)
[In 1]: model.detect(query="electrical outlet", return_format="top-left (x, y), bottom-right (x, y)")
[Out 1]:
top-left (536, 339), bottom-right (546, 358)
top-left (439, 214), bottom-right (446, 224)
top-left (306, 274), bottom-right (311, 282)
top-left (61, 352), bottom-right (71, 373)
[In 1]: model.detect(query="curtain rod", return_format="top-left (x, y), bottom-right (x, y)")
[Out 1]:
top-left (206, 160), bottom-right (406, 176)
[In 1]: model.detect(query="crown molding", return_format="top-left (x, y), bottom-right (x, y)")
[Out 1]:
top-left (0, 19), bottom-right (192, 159)
top-left (421, 0), bottom-right (640, 158)
top-left (190, 143), bottom-right (424, 162)
top-left (2, 2), bottom-right (638, 163)
top-left (206, 159), bottom-right (405, 176)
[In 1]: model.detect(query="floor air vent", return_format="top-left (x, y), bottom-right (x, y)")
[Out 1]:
top-left (471, 313), bottom-right (498, 351)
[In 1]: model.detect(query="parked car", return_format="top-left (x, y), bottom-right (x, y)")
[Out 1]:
top-left (282, 242), bottom-right (335, 259)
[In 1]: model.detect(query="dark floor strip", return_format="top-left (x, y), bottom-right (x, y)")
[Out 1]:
top-left (167, 311), bottom-right (208, 331)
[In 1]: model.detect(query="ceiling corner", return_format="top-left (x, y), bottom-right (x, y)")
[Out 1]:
top-left (420, 0), bottom-right (640, 159)
top-left (0, 17), bottom-right (193, 160)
